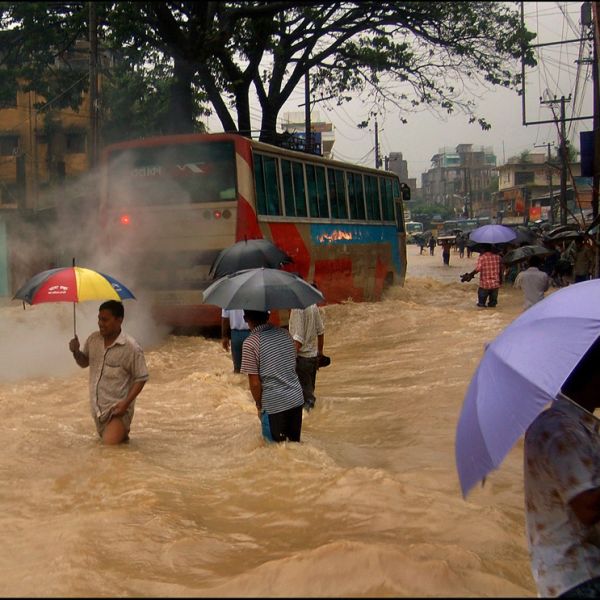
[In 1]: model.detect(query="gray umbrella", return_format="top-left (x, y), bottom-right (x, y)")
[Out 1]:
top-left (209, 239), bottom-right (293, 279)
top-left (502, 244), bottom-right (553, 266)
top-left (202, 267), bottom-right (324, 310)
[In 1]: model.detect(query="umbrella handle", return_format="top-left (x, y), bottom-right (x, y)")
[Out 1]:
top-left (72, 258), bottom-right (76, 336)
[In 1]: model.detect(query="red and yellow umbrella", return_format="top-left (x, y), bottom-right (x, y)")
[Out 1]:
top-left (13, 262), bottom-right (135, 335)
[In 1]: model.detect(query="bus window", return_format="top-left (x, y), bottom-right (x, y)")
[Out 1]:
top-left (306, 164), bottom-right (329, 218)
top-left (254, 154), bottom-right (281, 216)
top-left (106, 141), bottom-right (237, 206)
top-left (327, 167), bottom-right (348, 219)
top-left (365, 175), bottom-right (381, 221)
top-left (380, 177), bottom-right (395, 221)
top-left (400, 182), bottom-right (411, 201)
top-left (281, 159), bottom-right (307, 217)
top-left (348, 172), bottom-right (366, 220)
top-left (292, 161), bottom-right (307, 217)
top-left (395, 201), bottom-right (405, 232)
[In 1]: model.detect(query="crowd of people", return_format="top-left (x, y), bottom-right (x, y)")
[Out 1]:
top-left (423, 223), bottom-right (598, 310)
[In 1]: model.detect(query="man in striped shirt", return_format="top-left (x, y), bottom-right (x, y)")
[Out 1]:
top-left (240, 310), bottom-right (304, 442)
top-left (464, 245), bottom-right (502, 308)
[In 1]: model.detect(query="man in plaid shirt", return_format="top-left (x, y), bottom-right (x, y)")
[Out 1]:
top-left (463, 245), bottom-right (502, 308)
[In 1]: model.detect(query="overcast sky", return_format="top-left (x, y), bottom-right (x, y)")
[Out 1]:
top-left (205, 2), bottom-right (593, 184)
top-left (322, 1), bottom-right (595, 182)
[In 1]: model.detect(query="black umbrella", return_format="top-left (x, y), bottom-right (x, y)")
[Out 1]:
top-left (508, 225), bottom-right (538, 245)
top-left (543, 229), bottom-right (582, 243)
top-left (545, 225), bottom-right (580, 239)
top-left (202, 267), bottom-right (324, 310)
top-left (209, 239), bottom-right (293, 279)
top-left (502, 245), bottom-right (553, 266)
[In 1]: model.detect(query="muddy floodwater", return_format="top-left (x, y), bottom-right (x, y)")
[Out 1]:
top-left (0, 244), bottom-right (540, 597)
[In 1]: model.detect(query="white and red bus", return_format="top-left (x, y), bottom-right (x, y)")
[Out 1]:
top-left (98, 133), bottom-right (408, 329)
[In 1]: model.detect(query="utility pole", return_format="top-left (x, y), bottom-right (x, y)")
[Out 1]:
top-left (559, 96), bottom-right (569, 226)
top-left (535, 142), bottom-right (555, 224)
top-left (89, 1), bottom-right (98, 168)
top-left (374, 119), bottom-right (382, 168)
top-left (304, 71), bottom-right (311, 154)
top-left (541, 95), bottom-right (571, 225)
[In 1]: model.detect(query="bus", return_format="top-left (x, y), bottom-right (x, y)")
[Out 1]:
top-left (405, 221), bottom-right (424, 243)
top-left (98, 133), bottom-right (409, 329)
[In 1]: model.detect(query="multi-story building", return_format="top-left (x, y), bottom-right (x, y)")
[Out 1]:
top-left (495, 152), bottom-right (583, 224)
top-left (386, 152), bottom-right (417, 193)
top-left (0, 39), bottom-right (107, 297)
top-left (421, 144), bottom-right (497, 217)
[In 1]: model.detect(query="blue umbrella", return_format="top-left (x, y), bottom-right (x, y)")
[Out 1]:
top-left (469, 224), bottom-right (517, 244)
top-left (455, 279), bottom-right (600, 498)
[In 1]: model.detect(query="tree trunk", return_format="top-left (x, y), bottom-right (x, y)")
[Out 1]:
top-left (166, 57), bottom-right (195, 134)
top-left (235, 91), bottom-right (252, 138)
top-left (258, 105), bottom-right (279, 145)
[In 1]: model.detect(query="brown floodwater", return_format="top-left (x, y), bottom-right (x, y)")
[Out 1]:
top-left (0, 243), bottom-right (541, 597)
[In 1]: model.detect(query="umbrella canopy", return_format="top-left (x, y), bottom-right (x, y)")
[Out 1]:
top-left (465, 240), bottom-right (500, 254)
top-left (509, 225), bottom-right (538, 246)
top-left (502, 244), bottom-right (553, 266)
top-left (546, 224), bottom-right (579, 238)
top-left (469, 224), bottom-right (517, 244)
top-left (543, 229), bottom-right (582, 243)
top-left (209, 239), bottom-right (293, 279)
top-left (202, 267), bottom-right (324, 311)
top-left (455, 279), bottom-right (600, 498)
top-left (14, 266), bottom-right (135, 304)
top-left (13, 265), bottom-right (135, 335)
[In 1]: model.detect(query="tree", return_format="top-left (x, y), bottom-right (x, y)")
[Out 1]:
top-left (1, 2), bottom-right (536, 143)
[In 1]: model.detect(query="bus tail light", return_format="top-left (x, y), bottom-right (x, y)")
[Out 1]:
top-left (213, 210), bottom-right (222, 219)
top-left (119, 214), bottom-right (131, 226)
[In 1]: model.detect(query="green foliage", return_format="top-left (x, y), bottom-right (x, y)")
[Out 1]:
top-left (0, 1), bottom-right (537, 144)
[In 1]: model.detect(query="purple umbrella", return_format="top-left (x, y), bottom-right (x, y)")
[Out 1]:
top-left (455, 279), bottom-right (600, 498)
top-left (469, 224), bottom-right (517, 244)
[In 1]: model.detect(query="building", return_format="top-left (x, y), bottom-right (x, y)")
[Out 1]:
top-left (494, 152), bottom-right (583, 224)
top-left (0, 39), bottom-right (108, 297)
top-left (386, 152), bottom-right (417, 194)
top-left (421, 144), bottom-right (497, 217)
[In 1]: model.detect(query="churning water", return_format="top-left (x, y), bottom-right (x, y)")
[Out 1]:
top-left (0, 244), bottom-right (538, 597)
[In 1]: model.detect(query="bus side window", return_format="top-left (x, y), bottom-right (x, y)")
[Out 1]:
top-left (400, 182), bottom-right (411, 201)
top-left (348, 172), bottom-right (366, 220)
top-left (365, 175), bottom-right (381, 221)
top-left (292, 161), bottom-right (307, 217)
top-left (395, 202), bottom-right (405, 232)
top-left (380, 177), bottom-right (394, 221)
top-left (254, 154), bottom-right (281, 216)
top-left (281, 159), bottom-right (295, 216)
top-left (327, 167), bottom-right (348, 219)
top-left (307, 164), bottom-right (329, 218)
top-left (282, 159), bottom-right (308, 217)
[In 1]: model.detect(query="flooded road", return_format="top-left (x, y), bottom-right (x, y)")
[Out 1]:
top-left (0, 244), bottom-right (539, 597)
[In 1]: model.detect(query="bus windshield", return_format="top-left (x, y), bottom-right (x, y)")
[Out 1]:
top-left (406, 221), bottom-right (423, 234)
top-left (106, 141), bottom-right (237, 206)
